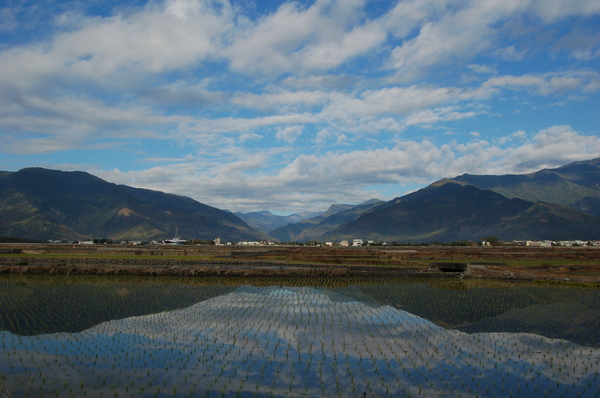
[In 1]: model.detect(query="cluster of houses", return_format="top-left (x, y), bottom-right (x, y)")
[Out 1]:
top-left (325, 239), bottom-right (373, 247)
top-left (222, 238), bottom-right (375, 247)
top-left (514, 240), bottom-right (600, 247)
top-left (54, 238), bottom-right (600, 247)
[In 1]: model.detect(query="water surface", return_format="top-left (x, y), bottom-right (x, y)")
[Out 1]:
top-left (1, 276), bottom-right (599, 397)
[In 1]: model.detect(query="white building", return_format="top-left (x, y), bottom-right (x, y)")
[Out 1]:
top-left (526, 240), bottom-right (552, 247)
top-left (352, 239), bottom-right (363, 247)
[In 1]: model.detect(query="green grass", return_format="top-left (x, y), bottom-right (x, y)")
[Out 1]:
top-left (531, 279), bottom-right (600, 288)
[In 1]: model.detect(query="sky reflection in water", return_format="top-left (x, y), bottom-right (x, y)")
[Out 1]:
top-left (1, 285), bottom-right (600, 397)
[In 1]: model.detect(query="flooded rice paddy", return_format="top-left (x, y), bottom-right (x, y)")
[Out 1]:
top-left (1, 275), bottom-right (599, 397)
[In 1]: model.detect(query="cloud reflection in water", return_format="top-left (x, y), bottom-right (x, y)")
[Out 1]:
top-left (1, 285), bottom-right (599, 397)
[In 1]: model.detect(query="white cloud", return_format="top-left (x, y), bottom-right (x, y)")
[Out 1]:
top-left (0, 0), bottom-right (234, 98)
top-left (1, 0), bottom-right (598, 214)
top-left (468, 64), bottom-right (497, 75)
top-left (93, 126), bottom-right (600, 212)
top-left (279, 74), bottom-right (360, 90)
top-left (315, 129), bottom-right (332, 146)
top-left (512, 130), bottom-right (527, 139)
top-left (55, 0), bottom-right (233, 77)
top-left (296, 20), bottom-right (387, 70)
top-left (386, 0), bottom-right (529, 77)
top-left (385, 0), bottom-right (600, 79)
top-left (319, 85), bottom-right (481, 132)
top-left (224, 0), bottom-right (385, 76)
top-left (183, 113), bottom-right (318, 135)
top-left (276, 125), bottom-right (304, 144)
top-left (0, 94), bottom-right (184, 154)
top-left (404, 107), bottom-right (478, 127)
top-left (238, 132), bottom-right (263, 143)
top-left (482, 71), bottom-right (600, 95)
top-left (495, 45), bottom-right (527, 61)
top-left (495, 129), bottom-right (527, 145)
top-left (381, 0), bottom-right (455, 39)
top-left (531, 0), bottom-right (600, 23)
top-left (498, 125), bottom-right (600, 171)
top-left (1, 0), bottom-right (597, 154)
top-left (141, 80), bottom-right (228, 107)
top-left (231, 90), bottom-right (330, 112)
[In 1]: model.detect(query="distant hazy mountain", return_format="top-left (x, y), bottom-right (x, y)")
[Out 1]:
top-left (322, 181), bottom-right (600, 243)
top-left (269, 199), bottom-right (384, 242)
top-left (268, 204), bottom-right (353, 242)
top-left (453, 158), bottom-right (600, 216)
top-left (234, 210), bottom-right (323, 234)
top-left (0, 168), bottom-right (270, 242)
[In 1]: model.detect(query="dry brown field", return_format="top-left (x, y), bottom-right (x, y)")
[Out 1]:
top-left (1, 243), bottom-right (600, 283)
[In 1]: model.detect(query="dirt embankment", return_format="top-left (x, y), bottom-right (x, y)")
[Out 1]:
top-left (0, 264), bottom-right (436, 278)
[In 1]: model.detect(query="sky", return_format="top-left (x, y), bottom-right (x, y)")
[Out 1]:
top-left (1, 0), bottom-right (599, 214)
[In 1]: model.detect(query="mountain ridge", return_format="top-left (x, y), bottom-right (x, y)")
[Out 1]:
top-left (234, 210), bottom-right (323, 234)
top-left (452, 158), bottom-right (600, 216)
top-left (268, 200), bottom-right (384, 242)
top-left (2, 158), bottom-right (600, 243)
top-left (0, 168), bottom-right (270, 242)
top-left (322, 181), bottom-right (600, 243)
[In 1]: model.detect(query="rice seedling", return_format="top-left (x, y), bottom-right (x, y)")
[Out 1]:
top-left (0, 277), bottom-right (599, 397)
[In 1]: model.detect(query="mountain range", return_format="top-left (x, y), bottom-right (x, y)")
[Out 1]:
top-left (452, 158), bottom-right (600, 217)
top-left (268, 158), bottom-right (600, 243)
top-left (0, 168), bottom-right (270, 242)
top-left (268, 199), bottom-right (384, 242)
top-left (322, 181), bottom-right (600, 243)
top-left (233, 210), bottom-right (322, 234)
top-left (1, 158), bottom-right (600, 243)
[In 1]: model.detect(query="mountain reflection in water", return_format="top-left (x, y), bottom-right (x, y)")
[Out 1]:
top-left (1, 285), bottom-right (599, 397)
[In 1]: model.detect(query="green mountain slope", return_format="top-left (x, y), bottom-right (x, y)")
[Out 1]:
top-left (322, 181), bottom-right (600, 243)
top-left (0, 168), bottom-right (269, 242)
top-left (453, 158), bottom-right (600, 216)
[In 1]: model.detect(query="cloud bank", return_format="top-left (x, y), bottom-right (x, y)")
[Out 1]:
top-left (0, 0), bottom-right (599, 212)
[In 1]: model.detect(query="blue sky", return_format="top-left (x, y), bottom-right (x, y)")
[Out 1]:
top-left (1, 0), bottom-right (599, 214)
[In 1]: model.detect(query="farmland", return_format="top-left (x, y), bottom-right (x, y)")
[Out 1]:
top-left (2, 243), bottom-right (600, 282)
top-left (1, 244), bottom-right (600, 397)
top-left (1, 274), bottom-right (600, 397)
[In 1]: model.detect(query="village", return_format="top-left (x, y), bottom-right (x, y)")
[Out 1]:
top-left (58, 237), bottom-right (600, 248)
